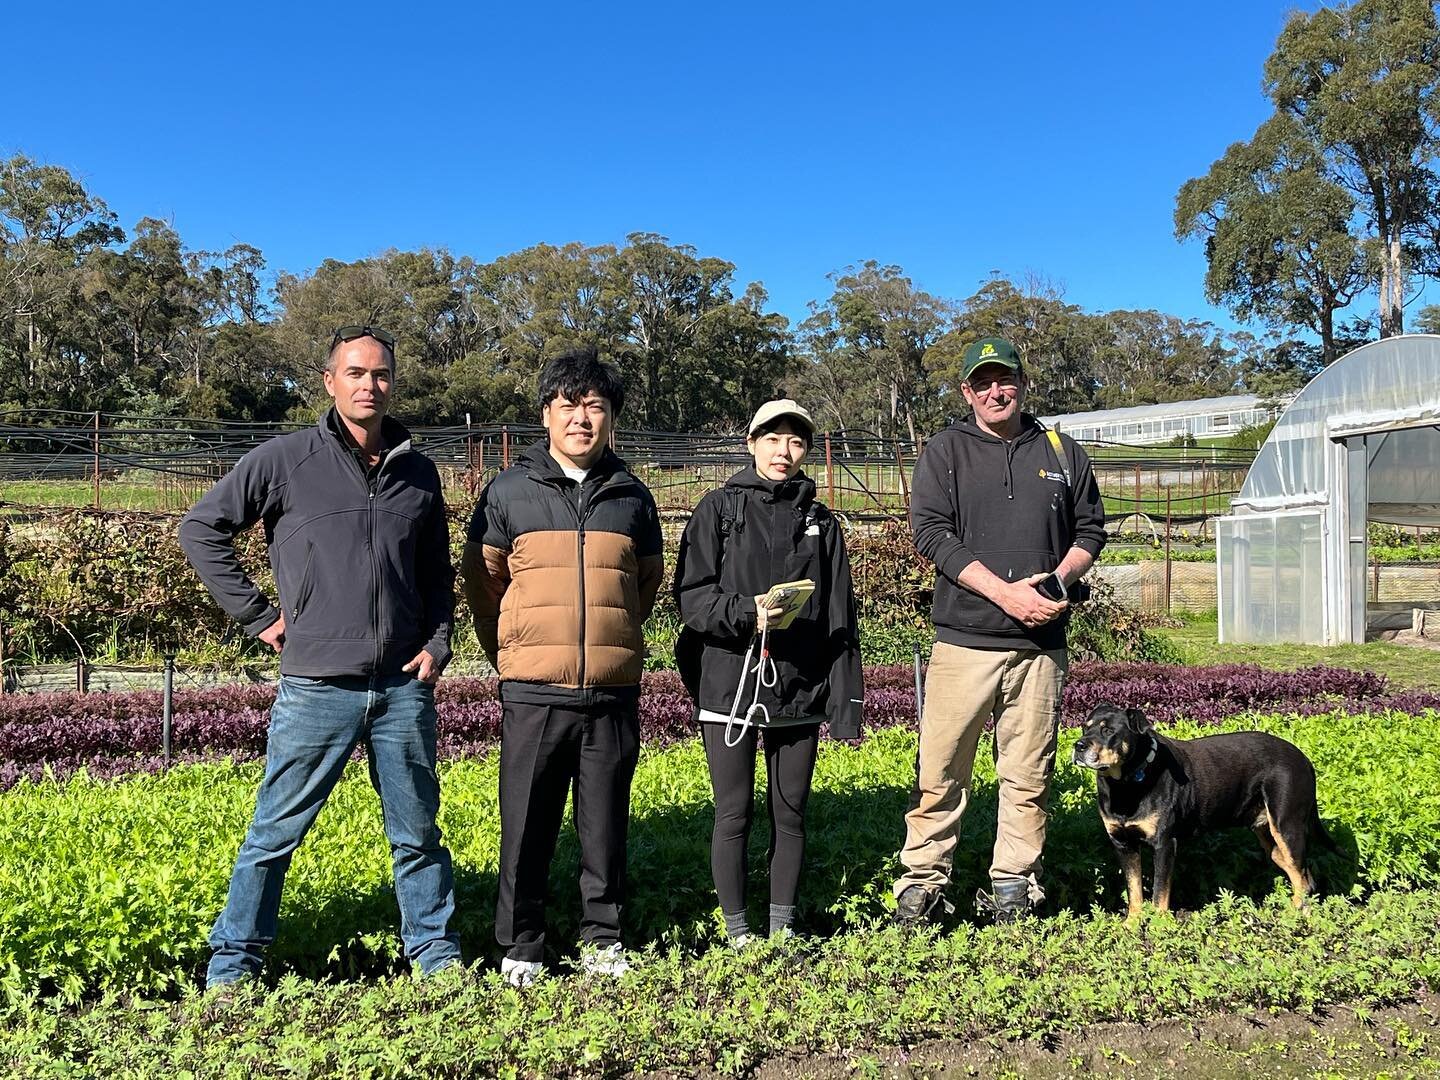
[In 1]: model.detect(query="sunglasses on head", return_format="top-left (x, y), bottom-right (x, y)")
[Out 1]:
top-left (330, 324), bottom-right (396, 351)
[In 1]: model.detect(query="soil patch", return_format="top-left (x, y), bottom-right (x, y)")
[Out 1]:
top-left (654, 989), bottom-right (1440, 1078)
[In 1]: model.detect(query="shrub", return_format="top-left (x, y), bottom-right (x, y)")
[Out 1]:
top-left (0, 508), bottom-right (1206, 672)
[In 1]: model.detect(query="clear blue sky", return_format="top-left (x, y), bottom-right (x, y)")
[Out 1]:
top-left (2, 1), bottom-right (1327, 332)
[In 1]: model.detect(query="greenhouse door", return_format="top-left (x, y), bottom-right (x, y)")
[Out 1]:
top-left (1324, 434), bottom-right (1370, 648)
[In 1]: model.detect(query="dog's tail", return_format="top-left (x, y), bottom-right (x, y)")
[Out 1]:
top-left (1311, 804), bottom-right (1339, 854)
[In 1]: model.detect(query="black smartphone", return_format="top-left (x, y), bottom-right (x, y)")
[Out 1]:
top-left (1035, 572), bottom-right (1067, 602)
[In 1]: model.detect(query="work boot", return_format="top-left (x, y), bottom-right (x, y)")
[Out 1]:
top-left (975, 877), bottom-right (1036, 924)
top-left (892, 885), bottom-right (951, 927)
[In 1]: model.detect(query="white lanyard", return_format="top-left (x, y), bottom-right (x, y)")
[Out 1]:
top-left (724, 622), bottom-right (779, 747)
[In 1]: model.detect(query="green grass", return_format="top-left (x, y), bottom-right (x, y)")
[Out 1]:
top-left (0, 479), bottom-right (199, 513)
top-left (1158, 615), bottom-right (1440, 690)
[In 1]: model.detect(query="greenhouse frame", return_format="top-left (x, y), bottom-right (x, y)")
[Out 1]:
top-left (1217, 334), bottom-right (1440, 644)
top-left (1040, 393), bottom-right (1282, 445)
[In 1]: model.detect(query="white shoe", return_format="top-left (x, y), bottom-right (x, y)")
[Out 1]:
top-left (501, 956), bottom-right (543, 987)
top-left (579, 942), bottom-right (631, 978)
top-left (728, 933), bottom-right (756, 951)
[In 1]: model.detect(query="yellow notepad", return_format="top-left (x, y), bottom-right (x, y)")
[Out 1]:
top-left (761, 579), bottom-right (816, 630)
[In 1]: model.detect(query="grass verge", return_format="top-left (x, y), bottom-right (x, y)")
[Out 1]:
top-left (1157, 616), bottom-right (1440, 690)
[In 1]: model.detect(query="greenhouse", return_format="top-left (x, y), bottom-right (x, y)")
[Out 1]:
top-left (1041, 393), bottom-right (1282, 445)
top-left (1218, 334), bottom-right (1440, 644)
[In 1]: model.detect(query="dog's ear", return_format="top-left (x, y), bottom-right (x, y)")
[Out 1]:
top-left (1126, 708), bottom-right (1152, 734)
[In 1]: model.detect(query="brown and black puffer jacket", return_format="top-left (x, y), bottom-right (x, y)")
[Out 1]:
top-left (462, 440), bottom-right (664, 705)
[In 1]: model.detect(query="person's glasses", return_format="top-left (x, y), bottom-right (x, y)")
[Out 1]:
top-left (966, 375), bottom-right (1020, 395)
top-left (330, 324), bottom-right (396, 351)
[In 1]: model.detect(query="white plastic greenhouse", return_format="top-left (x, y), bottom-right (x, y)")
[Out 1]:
top-left (1218, 334), bottom-right (1440, 644)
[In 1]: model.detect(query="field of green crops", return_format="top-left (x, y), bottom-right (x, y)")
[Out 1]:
top-left (3, 708), bottom-right (1439, 1076)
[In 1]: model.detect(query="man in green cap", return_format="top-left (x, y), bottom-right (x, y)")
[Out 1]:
top-left (892, 336), bottom-right (1106, 924)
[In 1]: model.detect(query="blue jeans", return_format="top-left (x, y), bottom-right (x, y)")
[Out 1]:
top-left (206, 674), bottom-right (461, 986)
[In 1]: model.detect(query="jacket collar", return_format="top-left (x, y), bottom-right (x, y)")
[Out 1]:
top-left (518, 438), bottom-right (630, 487)
top-left (320, 407), bottom-right (412, 456)
top-left (952, 412), bottom-right (1044, 446)
top-left (725, 464), bottom-right (816, 505)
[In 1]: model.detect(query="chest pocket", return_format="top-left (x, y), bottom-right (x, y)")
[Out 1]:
top-left (782, 505), bottom-right (824, 586)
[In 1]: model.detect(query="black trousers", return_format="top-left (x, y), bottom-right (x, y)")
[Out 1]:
top-left (495, 699), bottom-right (640, 963)
top-left (701, 722), bottom-right (820, 914)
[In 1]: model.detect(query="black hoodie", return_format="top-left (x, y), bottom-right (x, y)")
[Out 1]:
top-left (911, 414), bottom-right (1106, 651)
top-left (672, 466), bottom-right (863, 738)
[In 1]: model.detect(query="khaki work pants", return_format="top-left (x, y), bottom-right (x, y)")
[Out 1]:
top-left (894, 642), bottom-right (1068, 897)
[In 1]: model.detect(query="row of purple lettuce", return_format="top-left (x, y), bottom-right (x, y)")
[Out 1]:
top-left (2, 663), bottom-right (1437, 788)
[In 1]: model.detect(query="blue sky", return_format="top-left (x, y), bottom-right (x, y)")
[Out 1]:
top-left (2, 1), bottom-right (1332, 331)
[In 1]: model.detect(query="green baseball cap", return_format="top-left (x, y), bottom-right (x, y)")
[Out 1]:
top-left (960, 337), bottom-right (1022, 381)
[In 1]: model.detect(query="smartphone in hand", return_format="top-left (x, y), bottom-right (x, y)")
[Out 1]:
top-left (1035, 572), bottom-right (1067, 602)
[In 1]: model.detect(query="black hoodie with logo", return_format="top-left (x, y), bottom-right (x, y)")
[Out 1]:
top-left (672, 466), bottom-right (863, 738)
top-left (911, 414), bottom-right (1106, 651)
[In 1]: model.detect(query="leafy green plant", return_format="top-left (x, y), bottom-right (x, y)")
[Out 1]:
top-left (2, 887), bottom-right (1438, 1077)
top-left (2, 709), bottom-right (1436, 1003)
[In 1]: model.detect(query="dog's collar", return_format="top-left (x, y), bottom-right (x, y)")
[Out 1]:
top-left (1125, 736), bottom-right (1157, 782)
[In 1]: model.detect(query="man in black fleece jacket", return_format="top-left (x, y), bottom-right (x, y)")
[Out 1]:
top-left (180, 326), bottom-right (461, 987)
top-left (892, 337), bottom-right (1106, 924)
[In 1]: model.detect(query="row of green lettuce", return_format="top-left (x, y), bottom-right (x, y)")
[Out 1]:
top-left (3, 711), bottom-right (1437, 1006)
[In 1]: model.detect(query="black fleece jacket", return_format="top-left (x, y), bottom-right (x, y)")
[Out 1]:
top-left (911, 414), bottom-right (1106, 651)
top-left (673, 467), bottom-right (863, 738)
top-left (180, 409), bottom-right (454, 677)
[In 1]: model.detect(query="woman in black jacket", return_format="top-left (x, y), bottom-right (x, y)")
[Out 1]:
top-left (673, 399), bottom-right (863, 944)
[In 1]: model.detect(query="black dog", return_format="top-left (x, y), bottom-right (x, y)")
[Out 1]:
top-left (1072, 703), bottom-right (1335, 919)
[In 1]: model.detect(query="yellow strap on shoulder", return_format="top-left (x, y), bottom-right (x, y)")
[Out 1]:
top-left (1045, 429), bottom-right (1071, 486)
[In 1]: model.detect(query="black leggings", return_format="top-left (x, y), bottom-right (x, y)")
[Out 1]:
top-left (701, 723), bottom-right (820, 913)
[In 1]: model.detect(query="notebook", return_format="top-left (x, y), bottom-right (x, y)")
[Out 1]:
top-left (760, 578), bottom-right (816, 630)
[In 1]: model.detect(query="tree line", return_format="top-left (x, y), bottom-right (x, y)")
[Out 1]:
top-left (4, 1), bottom-right (1438, 438)
top-left (0, 167), bottom-right (1304, 439)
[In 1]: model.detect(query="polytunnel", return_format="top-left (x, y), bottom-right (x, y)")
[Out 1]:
top-left (1218, 334), bottom-right (1440, 644)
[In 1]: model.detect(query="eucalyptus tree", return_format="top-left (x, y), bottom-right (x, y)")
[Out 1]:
top-left (1177, 0), bottom-right (1440, 348)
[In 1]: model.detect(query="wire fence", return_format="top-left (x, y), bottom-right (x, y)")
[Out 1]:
top-left (0, 408), bottom-right (1258, 524)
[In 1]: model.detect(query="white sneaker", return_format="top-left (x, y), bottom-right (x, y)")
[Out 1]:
top-left (728, 933), bottom-right (756, 951)
top-left (579, 942), bottom-right (631, 978)
top-left (501, 956), bottom-right (543, 987)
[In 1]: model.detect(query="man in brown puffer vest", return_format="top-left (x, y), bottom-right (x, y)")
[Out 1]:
top-left (462, 345), bottom-right (663, 985)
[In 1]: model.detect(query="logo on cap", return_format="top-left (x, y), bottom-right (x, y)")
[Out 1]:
top-left (981, 343), bottom-right (997, 358)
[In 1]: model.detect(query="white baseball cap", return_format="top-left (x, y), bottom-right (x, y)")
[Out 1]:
top-left (747, 398), bottom-right (816, 440)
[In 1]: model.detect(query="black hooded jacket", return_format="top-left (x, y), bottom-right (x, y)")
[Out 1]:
top-left (673, 466), bottom-right (863, 738)
top-left (910, 413), bottom-right (1106, 651)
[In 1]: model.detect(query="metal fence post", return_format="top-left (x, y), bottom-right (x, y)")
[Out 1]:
top-left (162, 655), bottom-right (174, 767)
top-left (1164, 489), bottom-right (1173, 613)
top-left (825, 433), bottom-right (834, 508)
top-left (92, 411), bottom-right (101, 510)
top-left (912, 645), bottom-right (925, 729)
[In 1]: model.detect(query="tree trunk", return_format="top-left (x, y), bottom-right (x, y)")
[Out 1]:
top-left (1380, 230), bottom-right (1405, 337)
